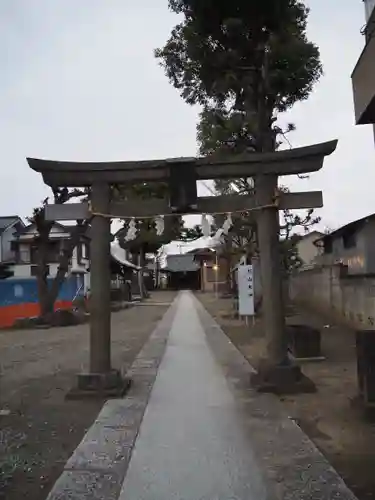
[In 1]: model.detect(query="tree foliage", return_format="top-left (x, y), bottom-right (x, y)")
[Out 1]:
top-left (179, 224), bottom-right (203, 241)
top-left (156, 0), bottom-right (322, 155)
top-left (199, 111), bottom-right (321, 269)
top-left (156, 0), bottom-right (323, 271)
top-left (155, 1), bottom-right (322, 119)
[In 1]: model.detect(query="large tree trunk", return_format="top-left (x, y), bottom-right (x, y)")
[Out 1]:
top-left (248, 46), bottom-right (288, 366)
top-left (45, 220), bottom-right (91, 313)
top-left (35, 237), bottom-right (53, 319)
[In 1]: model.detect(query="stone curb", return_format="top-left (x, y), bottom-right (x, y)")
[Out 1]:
top-left (193, 295), bottom-right (359, 500)
top-left (45, 296), bottom-right (179, 500)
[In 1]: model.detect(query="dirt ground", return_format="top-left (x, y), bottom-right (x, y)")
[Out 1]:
top-left (0, 291), bottom-right (176, 500)
top-left (197, 292), bottom-right (375, 500)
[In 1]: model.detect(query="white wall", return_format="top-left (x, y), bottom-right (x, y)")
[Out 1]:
top-left (84, 272), bottom-right (90, 294)
top-left (12, 263), bottom-right (60, 278)
top-left (12, 265), bottom-right (31, 278)
top-left (19, 232), bottom-right (68, 241)
top-left (290, 265), bottom-right (375, 329)
top-left (12, 237), bottom-right (90, 295)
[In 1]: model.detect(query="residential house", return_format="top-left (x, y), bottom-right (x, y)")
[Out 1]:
top-left (0, 222), bottom-right (90, 328)
top-left (0, 216), bottom-right (25, 263)
top-left (11, 221), bottom-right (90, 291)
top-left (352, 0), bottom-right (375, 138)
top-left (314, 214), bottom-right (375, 275)
top-left (296, 231), bottom-right (324, 267)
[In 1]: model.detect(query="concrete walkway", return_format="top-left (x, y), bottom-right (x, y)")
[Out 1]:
top-left (119, 291), bottom-right (266, 500)
top-left (46, 291), bottom-right (358, 500)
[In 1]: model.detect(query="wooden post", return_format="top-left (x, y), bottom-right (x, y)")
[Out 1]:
top-left (89, 182), bottom-right (111, 374)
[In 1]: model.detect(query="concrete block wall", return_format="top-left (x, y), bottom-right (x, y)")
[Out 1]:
top-left (290, 265), bottom-right (375, 329)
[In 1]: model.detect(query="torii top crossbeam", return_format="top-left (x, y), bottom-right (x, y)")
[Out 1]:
top-left (27, 140), bottom-right (338, 187)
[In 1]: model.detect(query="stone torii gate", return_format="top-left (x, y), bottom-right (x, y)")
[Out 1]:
top-left (27, 139), bottom-right (337, 395)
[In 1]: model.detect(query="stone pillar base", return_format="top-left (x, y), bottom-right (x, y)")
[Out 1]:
top-left (350, 395), bottom-right (375, 420)
top-left (66, 370), bottom-right (131, 400)
top-left (250, 360), bottom-right (316, 395)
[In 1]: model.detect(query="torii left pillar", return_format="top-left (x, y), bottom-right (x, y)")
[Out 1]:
top-left (72, 182), bottom-right (127, 398)
top-left (89, 183), bottom-right (111, 375)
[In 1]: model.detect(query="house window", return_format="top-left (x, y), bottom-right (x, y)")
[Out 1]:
top-left (31, 265), bottom-right (50, 276)
top-left (30, 245), bottom-right (38, 264)
top-left (30, 242), bottom-right (61, 264)
top-left (48, 242), bottom-right (61, 263)
top-left (84, 243), bottom-right (90, 260)
top-left (77, 243), bottom-right (83, 264)
top-left (324, 238), bottom-right (333, 254)
top-left (343, 231), bottom-right (356, 249)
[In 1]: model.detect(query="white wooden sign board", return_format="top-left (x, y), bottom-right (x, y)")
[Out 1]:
top-left (238, 265), bottom-right (255, 316)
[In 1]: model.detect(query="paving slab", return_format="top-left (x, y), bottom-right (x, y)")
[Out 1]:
top-left (65, 425), bottom-right (133, 476)
top-left (118, 291), bottom-right (358, 500)
top-left (46, 470), bottom-right (120, 500)
top-left (119, 291), bottom-right (267, 500)
top-left (46, 290), bottom-right (359, 500)
top-left (194, 293), bottom-right (358, 500)
top-left (45, 294), bottom-right (179, 500)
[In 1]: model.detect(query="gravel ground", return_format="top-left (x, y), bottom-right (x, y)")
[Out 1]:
top-left (197, 293), bottom-right (375, 500)
top-left (0, 291), bottom-right (176, 500)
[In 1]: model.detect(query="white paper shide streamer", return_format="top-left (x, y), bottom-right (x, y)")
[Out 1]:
top-left (125, 218), bottom-right (138, 241)
top-left (201, 214), bottom-right (210, 237)
top-left (214, 213), bottom-right (233, 241)
top-left (155, 216), bottom-right (165, 236)
top-left (213, 228), bottom-right (223, 241)
top-left (222, 213), bottom-right (233, 235)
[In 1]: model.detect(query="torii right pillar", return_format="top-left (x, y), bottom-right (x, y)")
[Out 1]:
top-left (257, 174), bottom-right (288, 362)
top-left (250, 167), bottom-right (335, 394)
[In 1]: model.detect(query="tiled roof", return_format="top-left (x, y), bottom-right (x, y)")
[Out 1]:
top-left (163, 254), bottom-right (200, 273)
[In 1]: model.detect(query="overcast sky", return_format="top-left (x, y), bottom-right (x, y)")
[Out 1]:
top-left (0, 0), bottom-right (373, 233)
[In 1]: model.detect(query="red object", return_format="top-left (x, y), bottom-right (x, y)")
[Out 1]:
top-left (0, 301), bottom-right (72, 328)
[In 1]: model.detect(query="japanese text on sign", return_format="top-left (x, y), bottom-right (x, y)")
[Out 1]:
top-left (238, 265), bottom-right (255, 316)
